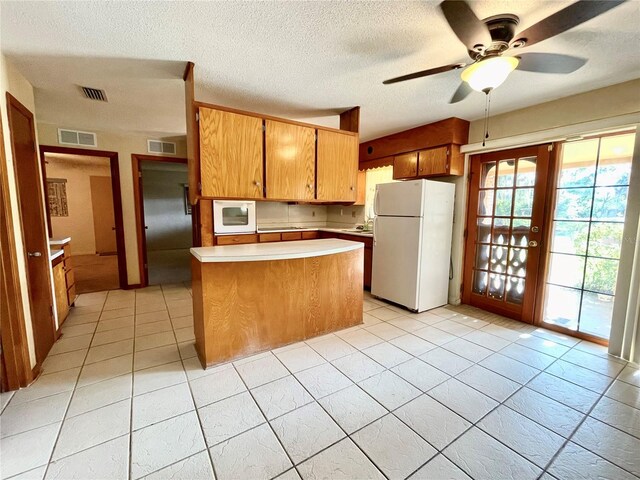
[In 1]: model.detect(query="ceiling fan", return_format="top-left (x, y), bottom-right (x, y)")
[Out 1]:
top-left (383, 0), bottom-right (626, 103)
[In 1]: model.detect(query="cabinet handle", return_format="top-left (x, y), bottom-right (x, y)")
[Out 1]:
top-left (307, 184), bottom-right (313, 189)
top-left (254, 180), bottom-right (262, 188)
top-left (350, 186), bottom-right (354, 191)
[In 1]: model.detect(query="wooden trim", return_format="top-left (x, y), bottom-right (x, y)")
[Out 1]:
top-left (0, 104), bottom-right (33, 390)
top-left (184, 62), bottom-right (199, 205)
top-left (39, 145), bottom-right (128, 290)
top-left (359, 157), bottom-right (394, 171)
top-left (131, 153), bottom-right (188, 288)
top-left (194, 101), bottom-right (358, 137)
top-left (339, 107), bottom-right (360, 133)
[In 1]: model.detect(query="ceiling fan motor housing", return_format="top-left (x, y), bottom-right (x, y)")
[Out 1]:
top-left (474, 14), bottom-right (521, 57)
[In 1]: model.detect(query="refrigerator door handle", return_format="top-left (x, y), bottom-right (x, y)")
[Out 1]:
top-left (373, 217), bottom-right (377, 246)
top-left (373, 188), bottom-right (380, 216)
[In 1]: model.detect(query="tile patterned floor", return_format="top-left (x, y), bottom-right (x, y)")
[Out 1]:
top-left (1, 285), bottom-right (639, 480)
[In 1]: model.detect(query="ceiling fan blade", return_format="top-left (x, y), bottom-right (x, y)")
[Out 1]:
top-left (449, 82), bottom-right (473, 104)
top-left (382, 63), bottom-right (465, 85)
top-left (440, 0), bottom-right (492, 51)
top-left (516, 53), bottom-right (587, 74)
top-left (513, 0), bottom-right (626, 48)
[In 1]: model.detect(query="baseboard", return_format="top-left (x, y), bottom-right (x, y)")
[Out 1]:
top-left (125, 283), bottom-right (142, 290)
top-left (31, 362), bottom-right (41, 382)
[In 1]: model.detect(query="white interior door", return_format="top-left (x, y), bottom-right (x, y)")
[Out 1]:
top-left (372, 216), bottom-right (422, 310)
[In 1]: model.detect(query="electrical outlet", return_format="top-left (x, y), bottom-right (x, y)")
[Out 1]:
top-left (340, 208), bottom-right (343, 216)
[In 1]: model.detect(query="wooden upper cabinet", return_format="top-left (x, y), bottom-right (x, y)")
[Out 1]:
top-left (265, 120), bottom-right (315, 201)
top-left (355, 170), bottom-right (366, 205)
top-left (393, 152), bottom-right (418, 179)
top-left (316, 130), bottom-right (358, 202)
top-left (199, 107), bottom-right (263, 198)
top-left (418, 146), bottom-right (449, 176)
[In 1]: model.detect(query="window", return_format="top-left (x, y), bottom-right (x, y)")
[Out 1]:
top-left (364, 165), bottom-right (396, 220)
top-left (543, 132), bottom-right (635, 340)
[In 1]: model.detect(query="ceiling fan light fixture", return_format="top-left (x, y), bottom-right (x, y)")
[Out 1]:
top-left (461, 56), bottom-right (519, 92)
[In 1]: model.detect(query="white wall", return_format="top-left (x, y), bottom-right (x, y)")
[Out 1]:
top-left (45, 154), bottom-right (112, 255)
top-left (37, 123), bottom-right (187, 286)
top-left (1, 54), bottom-right (45, 367)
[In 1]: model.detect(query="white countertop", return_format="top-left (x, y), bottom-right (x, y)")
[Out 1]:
top-left (50, 250), bottom-right (64, 262)
top-left (49, 237), bottom-right (71, 246)
top-left (191, 238), bottom-right (363, 263)
top-left (252, 227), bottom-right (373, 238)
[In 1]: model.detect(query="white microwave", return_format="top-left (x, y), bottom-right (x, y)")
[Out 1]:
top-left (213, 200), bottom-right (257, 234)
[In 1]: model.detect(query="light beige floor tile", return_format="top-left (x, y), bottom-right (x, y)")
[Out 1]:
top-left (499, 343), bottom-right (556, 370)
top-left (174, 327), bottom-right (194, 343)
top-left (41, 350), bottom-right (87, 375)
top-left (352, 414), bottom-right (436, 479)
top-left (135, 320), bottom-right (173, 337)
top-left (135, 310), bottom-right (170, 325)
top-left (364, 323), bottom-right (405, 341)
top-left (410, 454), bottom-right (472, 480)
top-left (527, 372), bottom-right (601, 413)
top-left (442, 338), bottom-right (493, 363)
top-left (419, 348), bottom-right (473, 376)
top-left (428, 378), bottom-right (498, 423)
top-left (307, 336), bottom-right (358, 362)
top-left (362, 342), bottom-right (412, 369)
top-left (297, 438), bottom-right (384, 479)
top-left (433, 319), bottom-right (476, 336)
top-left (389, 334), bottom-right (436, 357)
top-left (131, 411), bottom-right (206, 479)
top-left (84, 339), bottom-right (133, 364)
top-left (332, 352), bottom-right (385, 383)
top-left (199, 391), bottom-right (265, 446)
top-left (546, 359), bottom-right (614, 394)
top-left (95, 316), bottom-right (135, 333)
top-left (10, 368), bottom-right (80, 406)
top-left (190, 365), bottom-right (245, 408)
top-left (48, 334), bottom-right (93, 356)
top-left (605, 379), bottom-right (640, 409)
top-left (530, 327), bottom-right (581, 347)
top-left (275, 345), bottom-right (326, 373)
top-left (134, 344), bottom-right (180, 371)
top-left (133, 361), bottom-right (186, 396)
top-left (337, 329), bottom-right (384, 350)
top-left (444, 427), bottom-right (541, 480)
top-left (91, 326), bottom-right (134, 347)
top-left (100, 306), bottom-right (135, 320)
top-left (135, 302), bottom-right (167, 315)
top-left (479, 353), bottom-right (540, 384)
top-left (396, 394), bottom-right (470, 450)
top-left (178, 342), bottom-right (197, 360)
top-left (60, 322), bottom-right (97, 338)
top-left (295, 363), bottom-right (352, 399)
top-left (515, 335), bottom-right (570, 357)
top-left (366, 307), bottom-right (404, 321)
top-left (135, 331), bottom-right (176, 352)
top-left (0, 423), bottom-right (60, 478)
top-left (413, 326), bottom-right (457, 346)
top-left (170, 315), bottom-right (193, 330)
top-left (386, 316), bottom-right (429, 333)
top-left (252, 376), bottom-right (313, 419)
top-left (271, 402), bottom-right (344, 464)
top-left (456, 364), bottom-right (521, 402)
top-left (0, 391), bottom-right (71, 438)
top-left (358, 370), bottom-right (421, 410)
top-left (45, 435), bottom-right (129, 480)
top-left (590, 396), bottom-right (640, 439)
top-left (618, 364), bottom-right (640, 387)
top-left (53, 399), bottom-right (130, 460)
top-left (144, 451), bottom-right (214, 480)
top-left (391, 358), bottom-right (449, 392)
top-left (67, 373), bottom-right (132, 418)
top-left (77, 354), bottom-right (132, 388)
top-left (547, 442), bottom-right (637, 480)
top-left (561, 349), bottom-right (626, 378)
top-left (132, 382), bottom-right (194, 430)
top-left (463, 329), bottom-right (511, 351)
top-left (318, 385), bottom-right (387, 434)
top-left (478, 405), bottom-right (565, 467)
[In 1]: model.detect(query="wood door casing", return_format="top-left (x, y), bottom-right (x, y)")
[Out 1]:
top-left (316, 130), bottom-right (358, 202)
top-left (6, 93), bottom-right (56, 364)
top-left (462, 144), bottom-right (552, 323)
top-left (393, 152), bottom-right (418, 179)
top-left (418, 146), bottom-right (449, 176)
top-left (199, 108), bottom-right (263, 199)
top-left (265, 120), bottom-right (315, 200)
top-left (90, 176), bottom-right (117, 254)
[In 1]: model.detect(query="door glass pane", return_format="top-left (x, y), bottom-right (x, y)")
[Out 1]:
top-left (478, 190), bottom-right (494, 215)
top-left (548, 253), bottom-right (584, 288)
top-left (494, 189), bottom-right (513, 216)
top-left (510, 219), bottom-right (530, 246)
top-left (492, 218), bottom-right (509, 245)
top-left (481, 162), bottom-right (496, 189)
top-left (559, 139), bottom-right (598, 187)
top-left (543, 132), bottom-right (634, 340)
top-left (544, 285), bottom-right (580, 331)
top-left (507, 248), bottom-right (527, 277)
top-left (513, 188), bottom-right (534, 217)
top-left (474, 245), bottom-right (490, 270)
top-left (497, 160), bottom-right (515, 187)
top-left (592, 186), bottom-right (628, 221)
top-left (554, 188), bottom-right (593, 220)
top-left (488, 273), bottom-right (506, 300)
top-left (490, 245), bottom-right (507, 273)
top-left (506, 276), bottom-right (525, 305)
top-left (516, 157), bottom-right (537, 186)
top-left (551, 221), bottom-right (588, 255)
top-left (584, 258), bottom-right (618, 295)
top-left (580, 292), bottom-right (614, 338)
top-left (477, 218), bottom-right (492, 243)
top-left (473, 270), bottom-right (488, 294)
top-left (588, 223), bottom-right (623, 259)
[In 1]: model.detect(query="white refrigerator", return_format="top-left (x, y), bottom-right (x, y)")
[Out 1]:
top-left (371, 179), bottom-right (455, 312)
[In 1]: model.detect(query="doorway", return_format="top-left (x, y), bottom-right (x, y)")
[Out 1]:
top-left (39, 145), bottom-right (127, 292)
top-left (462, 144), bottom-right (552, 323)
top-left (132, 154), bottom-right (190, 286)
top-left (6, 94), bottom-right (56, 365)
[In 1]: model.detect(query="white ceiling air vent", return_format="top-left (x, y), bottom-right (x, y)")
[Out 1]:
top-left (58, 128), bottom-right (97, 147)
top-left (80, 86), bottom-right (108, 102)
top-left (147, 140), bottom-right (176, 155)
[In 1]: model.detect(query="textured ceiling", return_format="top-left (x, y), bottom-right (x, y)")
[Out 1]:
top-left (1, 1), bottom-right (639, 140)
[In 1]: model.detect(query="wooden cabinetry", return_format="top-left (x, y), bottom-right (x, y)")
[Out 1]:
top-left (316, 130), bottom-right (359, 202)
top-left (393, 152), bottom-right (418, 179)
top-left (265, 120), bottom-right (315, 201)
top-left (52, 259), bottom-right (69, 325)
top-left (355, 170), bottom-right (366, 205)
top-left (318, 231), bottom-right (373, 289)
top-left (199, 108), bottom-right (263, 199)
top-left (216, 234), bottom-right (259, 245)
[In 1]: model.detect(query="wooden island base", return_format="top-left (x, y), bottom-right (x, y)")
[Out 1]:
top-left (192, 246), bottom-right (363, 368)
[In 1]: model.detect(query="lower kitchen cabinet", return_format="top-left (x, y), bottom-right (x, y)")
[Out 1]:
top-left (319, 231), bottom-right (373, 289)
top-left (52, 259), bottom-right (69, 324)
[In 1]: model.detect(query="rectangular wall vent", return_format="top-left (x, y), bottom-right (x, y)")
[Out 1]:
top-left (81, 86), bottom-right (108, 102)
top-left (58, 128), bottom-right (97, 147)
top-left (147, 140), bottom-right (176, 155)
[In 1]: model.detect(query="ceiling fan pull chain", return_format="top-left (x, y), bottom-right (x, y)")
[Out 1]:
top-left (482, 89), bottom-right (492, 147)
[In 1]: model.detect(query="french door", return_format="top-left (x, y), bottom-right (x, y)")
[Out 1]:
top-left (462, 145), bottom-right (552, 323)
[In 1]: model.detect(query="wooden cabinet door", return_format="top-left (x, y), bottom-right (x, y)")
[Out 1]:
top-left (316, 130), bottom-right (358, 202)
top-left (393, 152), bottom-right (418, 179)
top-left (418, 146), bottom-right (449, 176)
top-left (199, 108), bottom-right (263, 198)
top-left (355, 170), bottom-right (366, 205)
top-left (265, 120), bottom-right (315, 200)
top-left (53, 262), bottom-right (69, 324)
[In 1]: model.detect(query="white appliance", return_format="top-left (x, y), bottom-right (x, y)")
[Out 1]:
top-left (213, 200), bottom-right (257, 234)
top-left (372, 179), bottom-right (455, 312)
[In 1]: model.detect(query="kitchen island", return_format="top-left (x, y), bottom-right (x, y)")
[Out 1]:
top-left (191, 239), bottom-right (364, 368)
